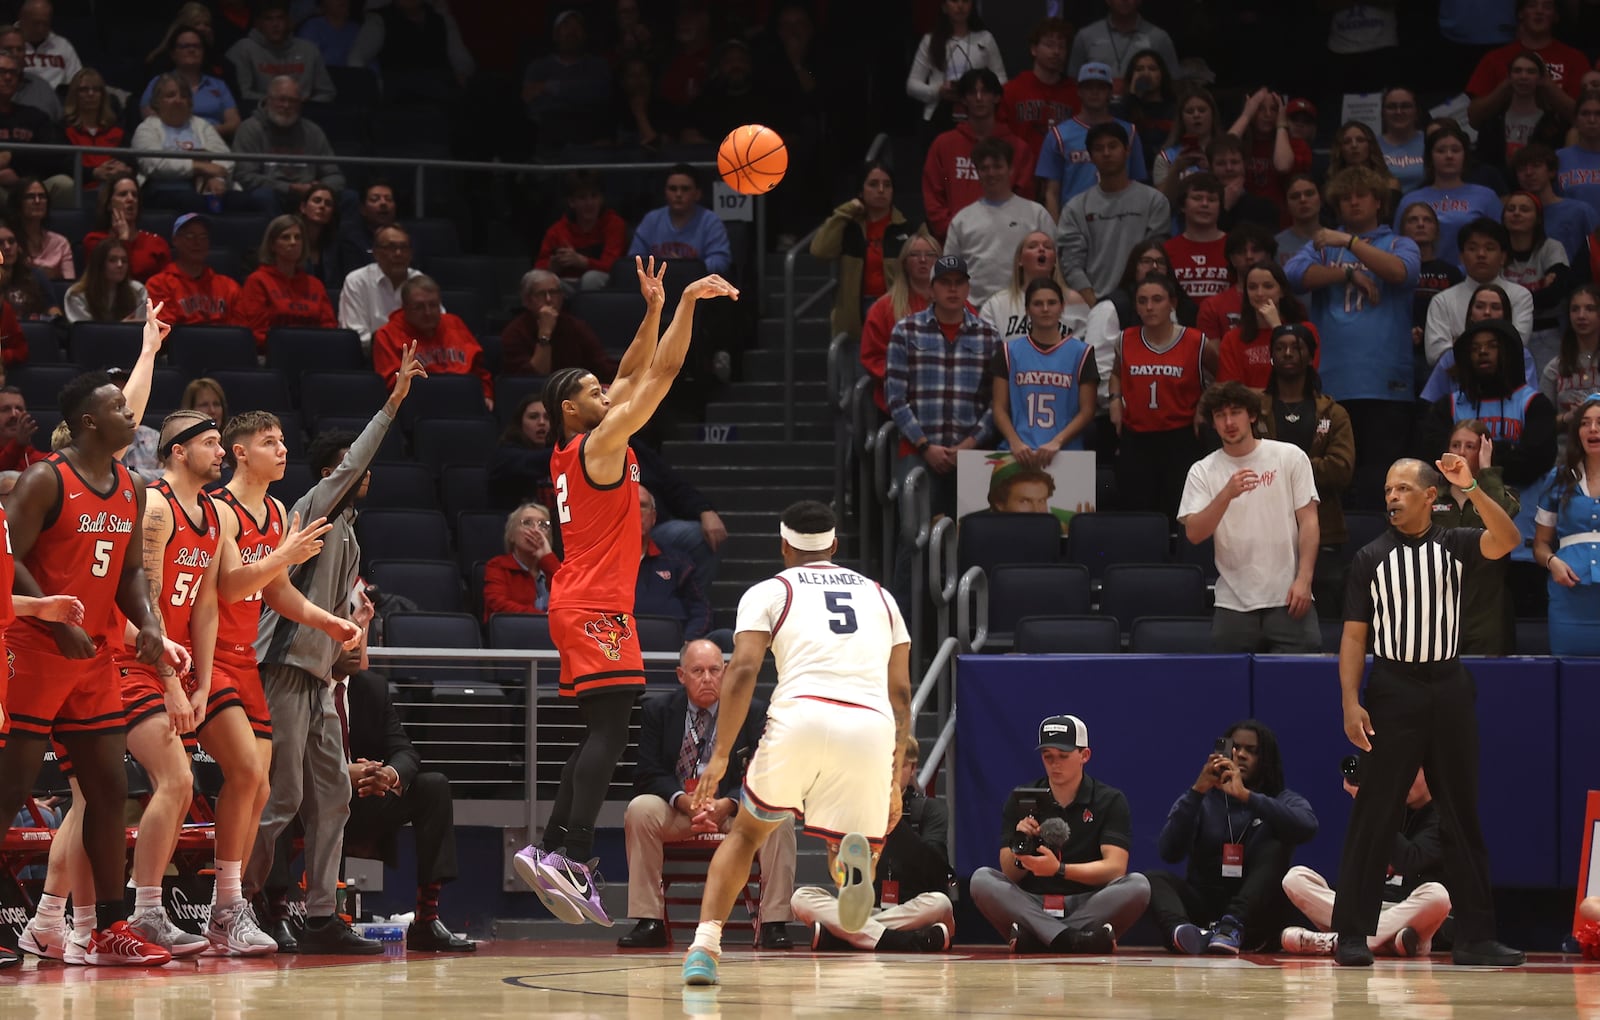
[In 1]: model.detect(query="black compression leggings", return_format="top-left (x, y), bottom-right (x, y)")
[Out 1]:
top-left (544, 687), bottom-right (638, 862)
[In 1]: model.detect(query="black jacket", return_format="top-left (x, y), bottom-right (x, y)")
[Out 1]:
top-left (878, 786), bottom-right (952, 903)
top-left (343, 669), bottom-right (424, 867)
top-left (633, 688), bottom-right (766, 805)
top-left (1386, 798), bottom-right (1444, 902)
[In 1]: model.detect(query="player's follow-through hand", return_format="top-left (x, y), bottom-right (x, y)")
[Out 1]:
top-left (691, 754), bottom-right (728, 813)
top-left (683, 275), bottom-right (740, 302)
top-left (636, 255), bottom-right (667, 307)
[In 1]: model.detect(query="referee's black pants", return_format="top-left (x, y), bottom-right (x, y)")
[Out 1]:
top-left (1331, 658), bottom-right (1496, 943)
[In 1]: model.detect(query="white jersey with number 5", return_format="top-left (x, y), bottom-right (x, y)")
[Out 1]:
top-left (735, 561), bottom-right (910, 717)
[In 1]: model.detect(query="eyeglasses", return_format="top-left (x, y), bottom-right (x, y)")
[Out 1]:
top-left (1136, 256), bottom-right (1168, 268)
top-left (533, 521), bottom-right (552, 531)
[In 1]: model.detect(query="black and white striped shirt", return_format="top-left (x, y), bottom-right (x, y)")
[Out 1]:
top-left (1344, 526), bottom-right (1484, 663)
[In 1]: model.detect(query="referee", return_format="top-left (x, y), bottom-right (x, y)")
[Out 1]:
top-left (1330, 455), bottom-right (1525, 967)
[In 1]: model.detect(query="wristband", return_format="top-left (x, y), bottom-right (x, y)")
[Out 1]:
top-left (1461, 480), bottom-right (1478, 493)
top-left (1057, 860), bottom-right (1067, 880)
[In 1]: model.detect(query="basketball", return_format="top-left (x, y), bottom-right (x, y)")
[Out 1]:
top-left (717, 124), bottom-right (788, 195)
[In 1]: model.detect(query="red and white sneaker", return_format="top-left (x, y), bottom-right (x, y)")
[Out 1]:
top-left (84, 920), bottom-right (174, 966)
top-left (18, 915), bottom-right (70, 961)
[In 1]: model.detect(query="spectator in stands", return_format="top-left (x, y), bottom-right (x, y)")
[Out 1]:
top-left (1398, 126), bottom-right (1504, 265)
top-left (0, 25), bottom-right (59, 122)
top-left (1513, 144), bottom-right (1599, 269)
top-left (501, 267), bottom-right (615, 380)
top-left (969, 714), bottom-right (1147, 954)
top-left (232, 76), bottom-right (346, 213)
top-left (1154, 88), bottom-right (1220, 194)
top-left (1503, 190), bottom-right (1572, 367)
top-left (991, 278), bottom-right (1098, 460)
top-left (1144, 720), bottom-right (1316, 954)
top-left (1420, 283), bottom-right (1541, 403)
top-left (812, 160), bottom-right (911, 342)
top-left (338, 180), bottom-right (396, 270)
top-left (1403, 202), bottom-right (1464, 374)
top-left (1208, 136), bottom-right (1279, 233)
top-left (61, 67), bottom-right (127, 194)
top-left (1256, 324), bottom-right (1353, 611)
top-left (625, 165), bottom-right (732, 276)
top-left (296, 181), bottom-right (342, 289)
top-left (1069, 0), bottom-right (1178, 86)
top-left (1037, 63), bottom-right (1144, 221)
top-left (612, 54), bottom-right (679, 151)
top-left (1279, 769), bottom-right (1450, 959)
top-left (15, 0), bottom-right (79, 92)
top-left (1276, 174), bottom-right (1324, 267)
top-left (0, 222), bottom-right (61, 319)
top-left (1060, 121), bottom-right (1170, 307)
top-left (0, 52), bottom-right (70, 208)
top-left (63, 238), bottom-right (147, 323)
top-left (861, 227), bottom-right (940, 413)
top-left (372, 275), bottom-right (491, 407)
top-left (486, 395), bottom-right (553, 512)
top-left (339, 224), bottom-right (417, 350)
top-left (631, 439), bottom-right (729, 596)
top-left (1429, 419), bottom-right (1520, 655)
top-left (1472, 51), bottom-right (1572, 175)
top-left (635, 485), bottom-right (713, 643)
top-left (1110, 272), bottom-right (1206, 518)
top-left (1218, 263), bottom-right (1316, 389)
top-left (331, 636), bottom-right (473, 952)
top-left (1535, 395), bottom-right (1600, 655)
top-left (1544, 286), bottom-right (1600, 446)
top-left (794, 734), bottom-right (954, 953)
top-left (181, 376), bottom-right (228, 425)
top-left (1467, 0), bottom-right (1586, 111)
top-left (520, 8), bottom-right (611, 152)
top-left (618, 639), bottom-right (797, 951)
top-left (1180, 381), bottom-right (1321, 652)
top-left (481, 501), bottom-right (559, 620)
top-left (139, 26), bottom-right (241, 140)
top-left (0, 385), bottom-right (46, 469)
top-left (1328, 122), bottom-right (1401, 218)
top-left (83, 173), bottom-right (172, 283)
top-left (946, 138), bottom-right (1054, 306)
top-left (680, 38), bottom-right (762, 147)
top-left (227, 0), bottom-right (336, 106)
top-left (6, 176), bottom-right (70, 279)
top-left (1558, 97), bottom-right (1600, 216)
top-left (1284, 98), bottom-right (1320, 149)
top-left (923, 68), bottom-right (1033, 238)
top-left (905, 0), bottom-right (1007, 132)
top-left (656, 3), bottom-right (712, 110)
top-left (1113, 51), bottom-right (1177, 176)
top-left (132, 74), bottom-right (242, 214)
top-left (1165, 173), bottom-right (1229, 305)
top-left (235, 213), bottom-right (337, 348)
top-left (1197, 226), bottom-right (1277, 347)
top-left (983, 230), bottom-right (1090, 339)
top-left (1085, 240), bottom-right (1187, 451)
top-left (1002, 17), bottom-right (1075, 159)
top-left (1228, 88), bottom-right (1311, 218)
top-left (535, 170), bottom-right (627, 294)
top-left (1379, 88), bottom-right (1426, 193)
top-left (1285, 166), bottom-right (1420, 509)
top-left (145, 3), bottom-right (234, 80)
top-left (297, 0), bottom-right (361, 69)
top-left (0, 287), bottom-right (21, 364)
top-left (1424, 219), bottom-right (1535, 366)
top-left (144, 212), bottom-right (241, 327)
top-left (348, 0), bottom-right (475, 105)
top-left (1420, 318), bottom-right (1558, 490)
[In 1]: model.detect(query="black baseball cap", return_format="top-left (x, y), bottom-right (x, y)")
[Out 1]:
top-left (1271, 322), bottom-right (1318, 361)
top-left (1037, 714), bottom-right (1088, 751)
top-left (932, 254), bottom-right (969, 281)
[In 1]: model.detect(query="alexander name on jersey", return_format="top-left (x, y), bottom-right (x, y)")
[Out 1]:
top-left (793, 568), bottom-right (870, 586)
top-left (77, 511), bottom-right (134, 534)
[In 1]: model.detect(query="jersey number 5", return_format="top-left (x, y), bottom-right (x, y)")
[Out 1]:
top-left (90, 539), bottom-right (114, 578)
top-left (555, 472), bottom-right (571, 524)
top-left (824, 591), bottom-right (857, 634)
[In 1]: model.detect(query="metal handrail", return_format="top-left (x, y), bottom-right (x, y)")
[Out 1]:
top-left (916, 709), bottom-right (957, 801)
top-left (874, 420), bottom-right (900, 582)
top-left (903, 464), bottom-right (932, 669)
top-left (826, 329), bottom-right (852, 520)
top-left (955, 566), bottom-right (990, 653)
top-left (850, 376), bottom-right (877, 572)
top-left (910, 636), bottom-right (960, 718)
top-left (780, 224), bottom-right (837, 441)
top-left (926, 516), bottom-right (959, 645)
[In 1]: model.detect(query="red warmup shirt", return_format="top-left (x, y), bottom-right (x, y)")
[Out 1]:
top-left (1, 299), bottom-right (27, 366)
top-left (921, 121), bottom-right (1035, 238)
top-left (372, 307), bottom-right (492, 400)
top-left (83, 230), bottom-right (171, 283)
top-left (1468, 39), bottom-right (1590, 100)
top-left (535, 209), bottom-right (628, 280)
top-left (481, 551), bottom-right (562, 621)
top-left (1164, 234), bottom-right (1231, 302)
top-left (1002, 71), bottom-right (1077, 157)
top-left (145, 264), bottom-right (243, 326)
top-left (234, 265), bottom-right (337, 349)
top-left (1217, 322), bottom-right (1321, 389)
top-left (1243, 133), bottom-right (1311, 223)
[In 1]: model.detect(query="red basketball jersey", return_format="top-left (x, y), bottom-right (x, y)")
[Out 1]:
top-left (1119, 326), bottom-right (1207, 433)
top-left (213, 488), bottom-right (282, 647)
top-left (547, 432), bottom-right (641, 612)
top-left (148, 480), bottom-right (220, 649)
top-left (10, 454), bottom-right (137, 642)
top-left (0, 505), bottom-right (16, 633)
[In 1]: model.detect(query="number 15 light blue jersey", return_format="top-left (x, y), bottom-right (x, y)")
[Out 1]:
top-left (998, 334), bottom-right (1096, 450)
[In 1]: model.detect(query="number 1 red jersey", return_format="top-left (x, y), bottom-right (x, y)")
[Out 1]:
top-left (148, 480), bottom-right (221, 649)
top-left (548, 432), bottom-right (640, 612)
top-left (213, 488), bottom-right (282, 647)
top-left (1118, 326), bottom-right (1207, 433)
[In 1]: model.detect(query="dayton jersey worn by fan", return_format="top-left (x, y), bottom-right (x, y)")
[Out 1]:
top-left (212, 488), bottom-right (283, 738)
top-left (3, 454), bottom-right (138, 740)
top-left (736, 562), bottom-right (909, 846)
top-left (1118, 325), bottom-right (1207, 433)
top-left (547, 433), bottom-right (645, 698)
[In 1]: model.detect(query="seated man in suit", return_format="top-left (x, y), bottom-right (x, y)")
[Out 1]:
top-left (618, 639), bottom-right (797, 949)
top-left (333, 639), bottom-right (474, 952)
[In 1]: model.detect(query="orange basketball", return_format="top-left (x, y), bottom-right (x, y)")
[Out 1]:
top-left (717, 124), bottom-right (788, 196)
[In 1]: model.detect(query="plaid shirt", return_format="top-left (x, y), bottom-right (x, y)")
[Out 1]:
top-left (885, 307), bottom-right (1000, 448)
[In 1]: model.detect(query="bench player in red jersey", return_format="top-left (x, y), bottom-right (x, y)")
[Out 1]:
top-left (514, 257), bottom-right (738, 925)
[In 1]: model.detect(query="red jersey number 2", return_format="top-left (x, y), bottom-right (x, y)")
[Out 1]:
top-left (556, 472), bottom-right (571, 523)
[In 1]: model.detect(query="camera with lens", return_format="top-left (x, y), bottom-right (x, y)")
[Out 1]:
top-left (1009, 789), bottom-right (1046, 856)
top-left (1340, 753), bottom-right (1363, 786)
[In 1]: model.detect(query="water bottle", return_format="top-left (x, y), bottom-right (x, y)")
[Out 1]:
top-left (347, 880), bottom-right (362, 923)
top-left (355, 922), bottom-right (406, 943)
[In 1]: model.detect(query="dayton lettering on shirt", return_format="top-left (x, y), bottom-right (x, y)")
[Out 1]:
top-left (1126, 363), bottom-right (1187, 377)
top-left (78, 512), bottom-right (134, 534)
top-left (953, 155), bottom-right (979, 181)
top-left (1013, 369), bottom-right (1076, 387)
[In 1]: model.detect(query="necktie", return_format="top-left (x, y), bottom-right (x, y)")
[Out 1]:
top-left (677, 708), bottom-right (708, 783)
top-left (334, 683), bottom-right (351, 760)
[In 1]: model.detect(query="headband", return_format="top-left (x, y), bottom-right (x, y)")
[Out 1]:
top-left (780, 523), bottom-right (835, 551)
top-left (166, 417), bottom-right (219, 451)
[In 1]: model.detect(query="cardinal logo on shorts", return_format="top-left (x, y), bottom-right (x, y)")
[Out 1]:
top-left (583, 613), bottom-right (633, 661)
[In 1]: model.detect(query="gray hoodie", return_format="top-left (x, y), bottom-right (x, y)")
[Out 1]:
top-left (231, 104), bottom-right (345, 194)
top-left (226, 28), bottom-right (336, 105)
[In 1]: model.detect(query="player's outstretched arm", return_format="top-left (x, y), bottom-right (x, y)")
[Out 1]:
top-left (605, 256), bottom-right (667, 407)
top-left (690, 628), bottom-right (769, 813)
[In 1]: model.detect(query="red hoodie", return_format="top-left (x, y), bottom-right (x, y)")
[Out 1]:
top-left (921, 121), bottom-right (1035, 239)
top-left (234, 264), bottom-right (337, 349)
top-left (145, 264), bottom-right (243, 327)
top-left (535, 209), bottom-right (628, 280)
top-left (83, 230), bottom-right (171, 283)
top-left (0, 300), bottom-right (27, 367)
top-left (372, 306), bottom-right (492, 401)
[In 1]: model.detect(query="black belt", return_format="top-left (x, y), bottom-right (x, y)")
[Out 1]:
top-left (1373, 656), bottom-right (1463, 677)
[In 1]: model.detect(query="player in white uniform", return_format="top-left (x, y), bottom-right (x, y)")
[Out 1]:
top-left (682, 501), bottom-right (913, 986)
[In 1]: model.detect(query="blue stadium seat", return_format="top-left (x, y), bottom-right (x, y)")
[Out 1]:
top-left (494, 375), bottom-right (545, 427)
top-left (1098, 564), bottom-right (1208, 632)
top-left (479, 334), bottom-right (502, 377)
top-left (168, 326), bottom-right (257, 377)
top-left (636, 615), bottom-right (684, 651)
top-left (207, 215), bottom-right (270, 256)
top-left (1178, 536), bottom-right (1218, 581)
top-left (357, 509), bottom-right (451, 566)
top-left (275, 410), bottom-right (307, 459)
top-left (428, 255), bottom-right (500, 305)
top-left (149, 367), bottom-right (186, 411)
top-left (489, 612), bottom-right (553, 650)
top-left (137, 210), bottom-right (177, 241)
top-left (413, 417), bottom-right (497, 472)
top-left (1013, 615), bottom-right (1121, 654)
top-left (384, 610), bottom-right (481, 650)
top-left (568, 291), bottom-right (646, 359)
top-left (988, 564), bottom-right (1092, 649)
top-left (455, 510), bottom-right (506, 577)
top-left (314, 416), bottom-right (407, 461)
top-left (1341, 512), bottom-right (1388, 564)
top-left (47, 208), bottom-right (91, 245)
top-left (326, 66), bottom-right (380, 110)
top-left (956, 512), bottom-right (1061, 579)
top-left (205, 247), bottom-right (245, 282)
top-left (27, 409), bottom-right (62, 452)
top-left (270, 460), bottom-right (314, 508)
top-left (439, 288), bottom-right (486, 334)
top-left (365, 461), bottom-right (439, 510)
top-left (69, 322), bottom-right (142, 370)
top-left (15, 364), bottom-right (78, 412)
top-left (441, 464), bottom-right (490, 521)
top-left (20, 322), bottom-right (65, 363)
top-left (1066, 512), bottom-right (1171, 578)
top-left (300, 371), bottom-right (390, 425)
top-left (265, 328), bottom-right (366, 389)
top-left (1128, 616), bottom-right (1216, 654)
top-left (401, 375), bottom-right (491, 425)
top-left (368, 559), bottom-right (466, 615)
top-left (207, 369), bottom-right (293, 415)
top-left (406, 218), bottom-right (462, 258)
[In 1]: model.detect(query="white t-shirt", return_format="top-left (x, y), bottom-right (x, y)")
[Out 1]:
top-left (1178, 439), bottom-right (1319, 612)
top-left (735, 561), bottom-right (910, 717)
